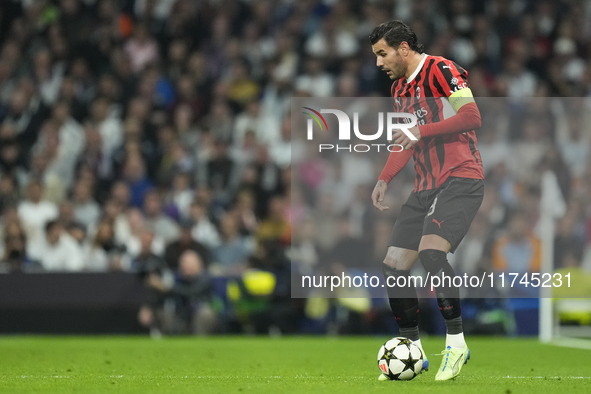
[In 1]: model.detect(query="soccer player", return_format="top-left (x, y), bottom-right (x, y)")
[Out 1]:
top-left (369, 21), bottom-right (484, 381)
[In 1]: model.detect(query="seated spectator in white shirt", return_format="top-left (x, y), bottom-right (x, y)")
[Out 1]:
top-left (189, 199), bottom-right (221, 249)
top-left (18, 179), bottom-right (58, 245)
top-left (28, 220), bottom-right (84, 271)
top-left (123, 208), bottom-right (165, 259)
top-left (305, 16), bottom-right (359, 60)
top-left (143, 189), bottom-right (180, 243)
top-left (72, 180), bottom-right (101, 230)
top-left (294, 57), bottom-right (335, 97)
top-left (269, 116), bottom-right (291, 170)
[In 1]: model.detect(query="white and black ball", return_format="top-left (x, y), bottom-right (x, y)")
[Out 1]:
top-left (377, 337), bottom-right (424, 381)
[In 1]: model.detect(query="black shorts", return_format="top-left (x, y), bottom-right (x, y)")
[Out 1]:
top-left (388, 177), bottom-right (484, 253)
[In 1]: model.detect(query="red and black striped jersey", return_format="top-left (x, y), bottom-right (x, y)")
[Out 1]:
top-left (390, 54), bottom-right (484, 192)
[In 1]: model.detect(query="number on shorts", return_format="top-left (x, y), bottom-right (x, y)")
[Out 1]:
top-left (427, 197), bottom-right (438, 217)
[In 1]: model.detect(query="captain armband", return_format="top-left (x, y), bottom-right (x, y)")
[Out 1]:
top-left (449, 88), bottom-right (475, 112)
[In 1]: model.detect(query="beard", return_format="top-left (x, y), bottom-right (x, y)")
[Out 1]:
top-left (387, 60), bottom-right (406, 79)
top-left (388, 68), bottom-right (404, 80)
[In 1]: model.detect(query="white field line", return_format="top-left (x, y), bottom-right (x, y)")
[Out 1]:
top-left (6, 375), bottom-right (591, 380)
top-left (502, 376), bottom-right (591, 379)
top-left (550, 337), bottom-right (591, 350)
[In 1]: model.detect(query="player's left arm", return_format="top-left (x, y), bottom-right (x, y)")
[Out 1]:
top-left (420, 60), bottom-right (481, 137)
top-left (392, 61), bottom-right (481, 149)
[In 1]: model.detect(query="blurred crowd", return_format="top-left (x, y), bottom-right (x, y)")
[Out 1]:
top-left (1, 0), bottom-right (591, 335)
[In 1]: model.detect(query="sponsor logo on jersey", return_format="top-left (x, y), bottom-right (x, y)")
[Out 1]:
top-left (449, 82), bottom-right (468, 94)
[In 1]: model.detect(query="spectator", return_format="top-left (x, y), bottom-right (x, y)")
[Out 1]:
top-left (32, 48), bottom-right (64, 106)
top-left (0, 215), bottom-right (37, 273)
top-left (0, 132), bottom-right (27, 182)
top-left (291, 215), bottom-right (321, 275)
top-left (124, 207), bottom-right (165, 259)
top-left (233, 190), bottom-right (259, 236)
top-left (124, 25), bottom-right (159, 74)
top-left (502, 57), bottom-right (537, 97)
top-left (142, 189), bottom-right (179, 243)
top-left (162, 250), bottom-right (218, 335)
top-left (166, 172), bottom-right (193, 221)
top-left (189, 199), bottom-right (221, 249)
top-left (72, 180), bottom-right (101, 230)
top-left (492, 212), bottom-right (541, 274)
top-left (554, 211), bottom-right (585, 270)
top-left (67, 222), bottom-right (87, 247)
top-left (212, 213), bottom-right (254, 275)
top-left (304, 15), bottom-right (359, 61)
top-left (78, 124), bottom-right (111, 182)
top-left (255, 196), bottom-right (290, 247)
top-left (200, 140), bottom-right (239, 199)
top-left (17, 179), bottom-right (58, 244)
top-left (173, 103), bottom-right (200, 155)
top-left (89, 96), bottom-right (123, 157)
top-left (156, 138), bottom-right (193, 186)
top-left (226, 60), bottom-right (260, 108)
top-left (0, 173), bottom-right (20, 212)
top-left (110, 181), bottom-right (131, 211)
top-left (295, 57), bottom-right (335, 97)
top-left (233, 100), bottom-right (280, 148)
top-left (122, 154), bottom-right (154, 208)
top-left (164, 219), bottom-right (210, 271)
top-left (84, 220), bottom-right (120, 272)
top-left (134, 229), bottom-right (172, 337)
top-left (28, 220), bottom-right (84, 271)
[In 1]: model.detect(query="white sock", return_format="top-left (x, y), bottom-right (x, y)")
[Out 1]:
top-left (445, 333), bottom-right (466, 349)
top-left (414, 338), bottom-right (426, 358)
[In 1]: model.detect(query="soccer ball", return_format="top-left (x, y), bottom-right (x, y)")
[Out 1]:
top-left (377, 337), bottom-right (424, 381)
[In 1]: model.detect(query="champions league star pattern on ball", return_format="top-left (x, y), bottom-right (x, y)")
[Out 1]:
top-left (377, 337), bottom-right (424, 381)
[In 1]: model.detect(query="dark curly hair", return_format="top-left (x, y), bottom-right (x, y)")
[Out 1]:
top-left (369, 20), bottom-right (425, 54)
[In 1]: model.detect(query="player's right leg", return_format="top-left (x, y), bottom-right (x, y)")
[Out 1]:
top-left (378, 192), bottom-right (429, 381)
top-left (379, 247), bottom-right (428, 380)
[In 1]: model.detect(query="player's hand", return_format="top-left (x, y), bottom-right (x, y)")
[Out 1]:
top-left (392, 126), bottom-right (421, 150)
top-left (371, 180), bottom-right (389, 211)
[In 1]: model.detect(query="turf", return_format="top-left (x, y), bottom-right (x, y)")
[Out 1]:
top-left (0, 336), bottom-right (589, 394)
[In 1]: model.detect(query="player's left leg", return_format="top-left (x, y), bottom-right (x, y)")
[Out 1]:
top-left (418, 235), bottom-right (469, 380)
top-left (419, 177), bottom-right (484, 380)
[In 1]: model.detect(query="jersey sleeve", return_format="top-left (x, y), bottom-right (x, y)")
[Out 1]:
top-left (432, 60), bottom-right (476, 112)
top-left (418, 59), bottom-right (480, 138)
top-left (377, 148), bottom-right (413, 184)
top-left (433, 60), bottom-right (469, 97)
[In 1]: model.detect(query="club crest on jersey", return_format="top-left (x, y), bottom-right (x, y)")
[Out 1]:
top-left (415, 86), bottom-right (421, 98)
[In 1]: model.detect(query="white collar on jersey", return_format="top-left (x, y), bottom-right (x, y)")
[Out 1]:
top-left (406, 53), bottom-right (428, 83)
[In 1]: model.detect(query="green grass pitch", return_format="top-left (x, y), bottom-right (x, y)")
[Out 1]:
top-left (0, 336), bottom-right (589, 394)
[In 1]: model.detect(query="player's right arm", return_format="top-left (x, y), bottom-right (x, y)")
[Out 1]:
top-left (371, 180), bottom-right (389, 211)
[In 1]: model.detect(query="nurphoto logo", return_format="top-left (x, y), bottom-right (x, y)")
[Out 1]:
top-left (302, 107), bottom-right (418, 153)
